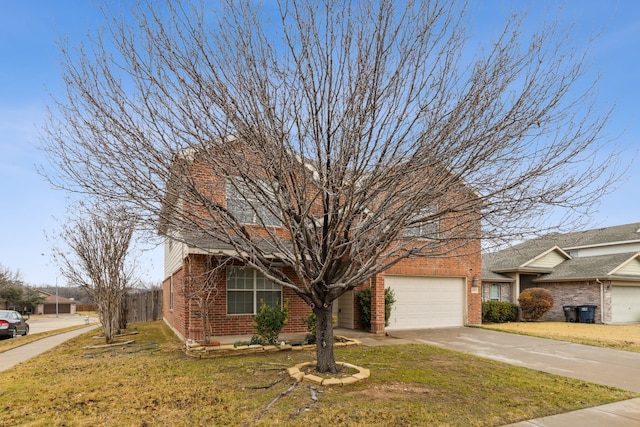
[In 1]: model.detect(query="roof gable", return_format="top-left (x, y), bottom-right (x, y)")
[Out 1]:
top-left (534, 252), bottom-right (640, 282)
top-left (609, 253), bottom-right (640, 276)
top-left (522, 246), bottom-right (570, 269)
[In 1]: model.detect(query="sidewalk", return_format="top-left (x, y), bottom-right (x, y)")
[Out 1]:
top-left (0, 324), bottom-right (99, 372)
top-left (503, 398), bottom-right (640, 426)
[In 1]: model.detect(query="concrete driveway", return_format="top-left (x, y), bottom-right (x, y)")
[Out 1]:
top-left (387, 327), bottom-right (640, 393)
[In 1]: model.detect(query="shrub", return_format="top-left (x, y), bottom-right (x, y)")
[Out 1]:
top-left (482, 301), bottom-right (519, 323)
top-left (356, 287), bottom-right (396, 329)
top-left (303, 312), bottom-right (317, 344)
top-left (302, 311), bottom-right (336, 344)
top-left (518, 288), bottom-right (554, 321)
top-left (253, 300), bottom-right (288, 345)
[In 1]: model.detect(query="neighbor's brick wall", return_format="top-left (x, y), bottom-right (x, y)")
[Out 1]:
top-left (481, 283), bottom-right (513, 303)
top-left (536, 281), bottom-right (604, 323)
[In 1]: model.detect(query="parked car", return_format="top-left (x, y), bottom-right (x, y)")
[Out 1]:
top-left (0, 310), bottom-right (29, 338)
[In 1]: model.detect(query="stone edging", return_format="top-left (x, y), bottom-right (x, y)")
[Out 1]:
top-left (184, 335), bottom-right (361, 358)
top-left (287, 361), bottom-right (370, 386)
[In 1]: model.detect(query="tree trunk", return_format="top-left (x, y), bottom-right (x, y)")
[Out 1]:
top-left (99, 302), bottom-right (114, 344)
top-left (118, 292), bottom-right (128, 332)
top-left (314, 304), bottom-right (338, 373)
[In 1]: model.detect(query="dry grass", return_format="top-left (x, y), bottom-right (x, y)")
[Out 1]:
top-left (0, 325), bottom-right (91, 354)
top-left (481, 322), bottom-right (640, 352)
top-left (0, 321), bottom-right (636, 426)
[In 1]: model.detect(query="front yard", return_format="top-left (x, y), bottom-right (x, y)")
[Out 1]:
top-left (482, 321), bottom-right (640, 352)
top-left (0, 321), bottom-right (636, 426)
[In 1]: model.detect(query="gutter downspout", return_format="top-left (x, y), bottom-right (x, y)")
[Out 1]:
top-left (596, 278), bottom-right (604, 323)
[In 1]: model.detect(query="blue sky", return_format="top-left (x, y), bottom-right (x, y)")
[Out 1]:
top-left (1, 1), bottom-right (638, 286)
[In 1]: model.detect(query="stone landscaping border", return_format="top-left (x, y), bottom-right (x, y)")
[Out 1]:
top-left (287, 361), bottom-right (370, 386)
top-left (184, 335), bottom-right (361, 358)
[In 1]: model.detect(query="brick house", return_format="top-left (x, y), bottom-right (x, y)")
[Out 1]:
top-left (482, 223), bottom-right (640, 323)
top-left (161, 142), bottom-right (482, 342)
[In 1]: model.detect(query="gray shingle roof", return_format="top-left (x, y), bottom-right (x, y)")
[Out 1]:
top-left (483, 241), bottom-right (565, 271)
top-left (181, 231), bottom-right (292, 255)
top-left (483, 222), bottom-right (640, 282)
top-left (481, 269), bottom-right (515, 282)
top-left (534, 252), bottom-right (638, 282)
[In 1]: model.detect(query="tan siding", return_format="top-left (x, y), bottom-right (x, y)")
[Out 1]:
top-left (616, 258), bottom-right (640, 275)
top-left (164, 238), bottom-right (186, 279)
top-left (527, 250), bottom-right (566, 268)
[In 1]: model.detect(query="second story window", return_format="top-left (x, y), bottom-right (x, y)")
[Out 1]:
top-left (226, 178), bottom-right (280, 226)
top-left (403, 206), bottom-right (438, 239)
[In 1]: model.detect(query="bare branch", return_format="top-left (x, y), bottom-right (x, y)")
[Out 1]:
top-left (40, 0), bottom-right (625, 370)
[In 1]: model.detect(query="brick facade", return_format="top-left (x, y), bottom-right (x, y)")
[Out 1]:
top-left (163, 254), bottom-right (313, 340)
top-left (163, 144), bottom-right (482, 341)
top-left (165, 244), bottom-right (482, 340)
top-left (481, 283), bottom-right (513, 304)
top-left (536, 281), bottom-right (605, 323)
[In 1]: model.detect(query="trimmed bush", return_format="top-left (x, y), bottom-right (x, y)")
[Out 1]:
top-left (518, 288), bottom-right (554, 321)
top-left (253, 300), bottom-right (288, 345)
top-left (482, 301), bottom-right (519, 323)
top-left (356, 287), bottom-right (396, 329)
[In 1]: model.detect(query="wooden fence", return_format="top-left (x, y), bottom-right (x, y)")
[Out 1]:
top-left (126, 289), bottom-right (163, 324)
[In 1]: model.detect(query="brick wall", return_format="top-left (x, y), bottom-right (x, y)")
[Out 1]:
top-left (535, 281), bottom-right (604, 323)
top-left (481, 283), bottom-right (513, 303)
top-left (165, 145), bottom-right (483, 338)
top-left (371, 234), bottom-right (483, 330)
top-left (162, 265), bottom-right (188, 340)
top-left (176, 255), bottom-right (312, 339)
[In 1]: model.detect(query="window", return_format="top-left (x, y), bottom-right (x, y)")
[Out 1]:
top-left (490, 284), bottom-right (500, 302)
top-left (169, 276), bottom-right (174, 310)
top-left (227, 267), bottom-right (282, 315)
top-left (226, 179), bottom-right (280, 226)
top-left (403, 206), bottom-right (438, 238)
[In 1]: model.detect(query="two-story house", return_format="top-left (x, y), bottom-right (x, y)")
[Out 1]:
top-left (161, 141), bottom-right (482, 342)
top-left (482, 222), bottom-right (640, 323)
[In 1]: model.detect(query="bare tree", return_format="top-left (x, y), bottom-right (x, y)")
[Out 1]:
top-left (0, 264), bottom-right (24, 292)
top-left (42, 1), bottom-right (622, 371)
top-left (53, 203), bottom-right (138, 343)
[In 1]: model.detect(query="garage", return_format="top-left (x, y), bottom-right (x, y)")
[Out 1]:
top-left (385, 275), bottom-right (466, 330)
top-left (334, 290), bottom-right (354, 329)
top-left (611, 285), bottom-right (640, 323)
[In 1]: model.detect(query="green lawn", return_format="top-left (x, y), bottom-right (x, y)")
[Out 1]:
top-left (0, 321), bottom-right (636, 426)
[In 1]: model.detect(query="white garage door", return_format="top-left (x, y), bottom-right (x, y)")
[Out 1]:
top-left (385, 275), bottom-right (465, 330)
top-left (611, 286), bottom-right (640, 323)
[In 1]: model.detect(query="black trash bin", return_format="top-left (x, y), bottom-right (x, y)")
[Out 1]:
top-left (577, 305), bottom-right (597, 324)
top-left (563, 305), bottom-right (578, 322)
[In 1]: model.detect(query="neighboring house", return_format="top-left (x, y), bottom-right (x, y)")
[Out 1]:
top-left (34, 291), bottom-right (77, 315)
top-left (161, 144), bottom-right (482, 342)
top-left (0, 290), bottom-right (76, 315)
top-left (482, 223), bottom-right (640, 323)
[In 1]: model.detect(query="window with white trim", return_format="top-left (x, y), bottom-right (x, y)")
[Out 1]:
top-left (490, 284), bottom-right (501, 301)
top-left (403, 206), bottom-right (438, 238)
top-left (227, 267), bottom-right (282, 315)
top-left (226, 178), bottom-right (280, 226)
